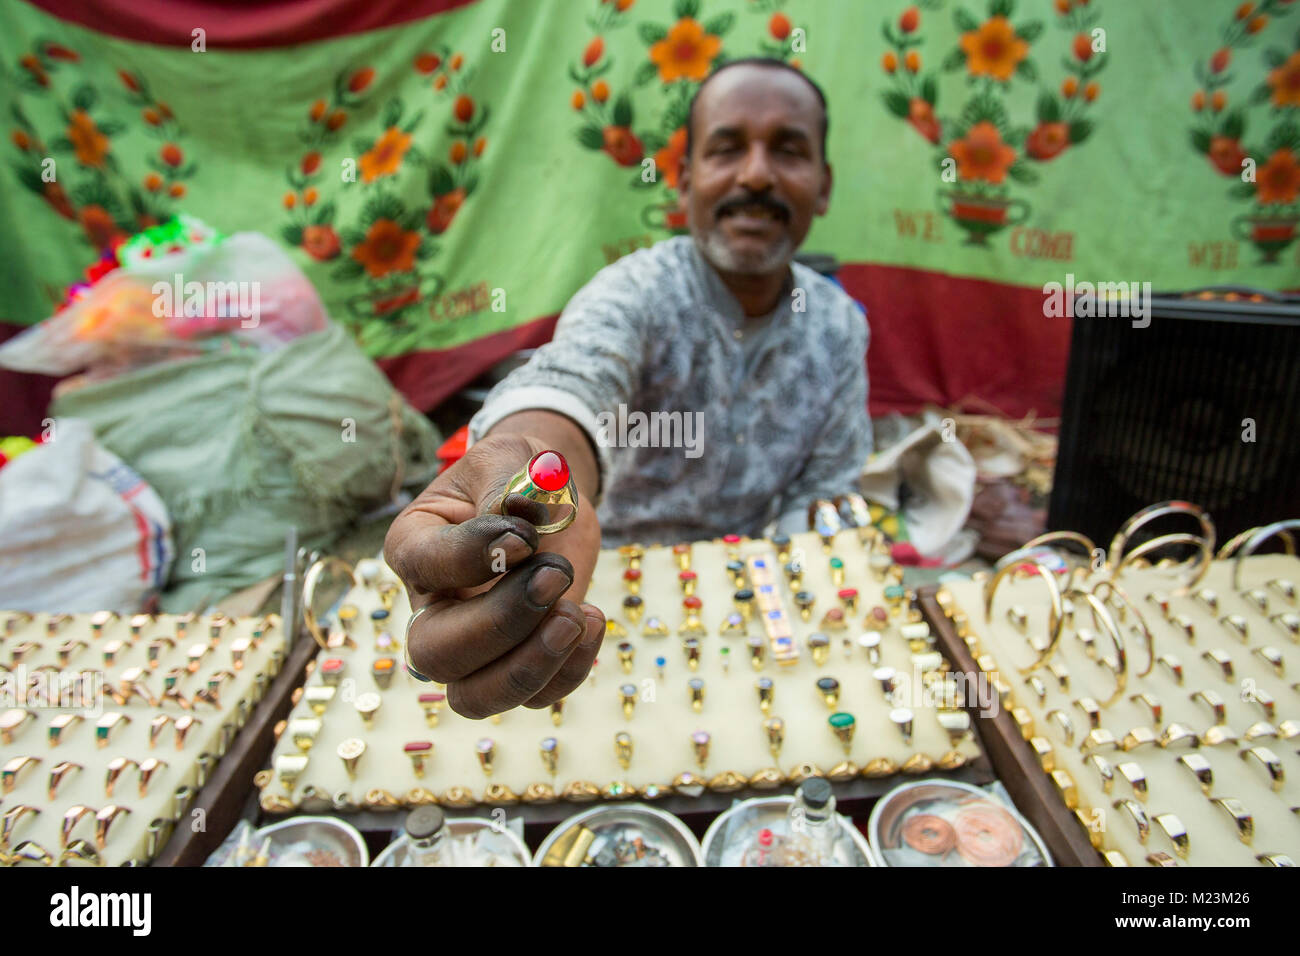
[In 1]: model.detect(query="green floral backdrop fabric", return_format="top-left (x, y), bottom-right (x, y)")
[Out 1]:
top-left (2, 0), bottom-right (1298, 364)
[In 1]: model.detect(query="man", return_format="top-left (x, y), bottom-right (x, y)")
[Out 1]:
top-left (385, 58), bottom-right (872, 718)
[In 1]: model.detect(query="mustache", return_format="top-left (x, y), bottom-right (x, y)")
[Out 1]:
top-left (713, 192), bottom-right (790, 222)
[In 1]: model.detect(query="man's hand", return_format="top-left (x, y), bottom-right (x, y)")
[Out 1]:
top-left (384, 434), bottom-right (604, 719)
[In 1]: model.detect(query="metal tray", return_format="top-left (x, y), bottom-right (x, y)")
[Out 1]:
top-left (534, 803), bottom-right (703, 867)
top-left (700, 795), bottom-right (876, 866)
top-left (867, 778), bottom-right (1054, 867)
top-left (254, 815), bottom-right (370, 867)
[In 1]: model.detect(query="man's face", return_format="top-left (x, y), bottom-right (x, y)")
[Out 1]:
top-left (679, 66), bottom-right (831, 277)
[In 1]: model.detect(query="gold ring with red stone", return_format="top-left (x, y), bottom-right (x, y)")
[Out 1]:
top-left (490, 450), bottom-right (578, 535)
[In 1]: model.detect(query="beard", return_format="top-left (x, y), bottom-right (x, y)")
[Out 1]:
top-left (691, 220), bottom-right (795, 276)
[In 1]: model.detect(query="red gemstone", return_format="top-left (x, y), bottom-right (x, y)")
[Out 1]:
top-left (870, 606), bottom-right (888, 623)
top-left (722, 534), bottom-right (741, 544)
top-left (824, 608), bottom-right (845, 622)
top-left (679, 570), bottom-right (697, 582)
top-left (837, 588), bottom-right (859, 600)
top-left (418, 693), bottom-right (445, 704)
top-left (321, 658), bottom-right (344, 673)
top-left (623, 568), bottom-right (641, 581)
top-left (404, 741), bottom-right (432, 753)
top-left (673, 543), bottom-right (690, 554)
top-left (683, 595), bottom-right (702, 610)
top-left (528, 451), bottom-right (570, 491)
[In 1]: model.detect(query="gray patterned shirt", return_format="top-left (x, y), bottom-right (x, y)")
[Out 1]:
top-left (467, 236), bottom-right (872, 548)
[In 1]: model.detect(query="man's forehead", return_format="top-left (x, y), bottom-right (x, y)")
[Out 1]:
top-left (695, 67), bottom-right (821, 138)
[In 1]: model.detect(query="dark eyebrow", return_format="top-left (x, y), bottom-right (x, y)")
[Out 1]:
top-left (703, 125), bottom-right (744, 144)
top-left (772, 126), bottom-right (812, 144)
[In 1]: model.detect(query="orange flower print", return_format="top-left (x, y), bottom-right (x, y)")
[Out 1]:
top-left (1268, 51), bottom-right (1300, 108)
top-left (1255, 149), bottom-right (1300, 206)
top-left (351, 219), bottom-right (421, 278)
top-left (78, 205), bottom-right (120, 249)
top-left (948, 121), bottom-right (1017, 184)
top-left (67, 110), bottom-right (109, 167)
top-left (654, 127), bottom-right (687, 189)
top-left (649, 18), bottom-right (722, 83)
top-left (359, 127), bottom-right (412, 183)
top-left (960, 17), bottom-right (1029, 82)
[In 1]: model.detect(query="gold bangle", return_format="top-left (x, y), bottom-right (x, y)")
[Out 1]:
top-left (1217, 524), bottom-right (1297, 560)
top-left (1069, 589), bottom-right (1127, 707)
top-left (301, 556), bottom-right (360, 651)
top-left (983, 559), bottom-right (1065, 674)
top-left (1108, 501), bottom-right (1216, 588)
top-left (1091, 579), bottom-right (1154, 678)
top-left (1231, 520), bottom-right (1300, 592)
top-left (1114, 533), bottom-right (1213, 597)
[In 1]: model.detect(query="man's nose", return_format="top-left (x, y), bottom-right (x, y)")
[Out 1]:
top-left (735, 143), bottom-right (775, 193)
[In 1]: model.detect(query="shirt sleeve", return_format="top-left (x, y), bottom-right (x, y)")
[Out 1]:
top-left (467, 263), bottom-right (650, 503)
top-left (772, 301), bottom-right (873, 532)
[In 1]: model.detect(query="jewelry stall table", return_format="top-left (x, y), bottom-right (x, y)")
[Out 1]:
top-left (254, 529), bottom-right (1000, 855)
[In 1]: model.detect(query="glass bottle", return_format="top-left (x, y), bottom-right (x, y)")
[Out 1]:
top-left (789, 778), bottom-right (841, 866)
top-left (399, 806), bottom-right (449, 867)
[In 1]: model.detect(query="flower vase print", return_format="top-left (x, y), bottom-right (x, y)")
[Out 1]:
top-left (1189, 0), bottom-right (1300, 264)
top-left (568, 0), bottom-right (801, 235)
top-left (9, 45), bottom-right (198, 254)
top-left (880, 0), bottom-right (1105, 247)
top-left (279, 52), bottom-right (492, 338)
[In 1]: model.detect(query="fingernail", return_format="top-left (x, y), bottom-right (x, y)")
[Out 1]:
top-left (580, 606), bottom-right (604, 646)
top-left (489, 531), bottom-right (533, 566)
top-left (527, 566), bottom-right (572, 606)
top-left (539, 615), bottom-right (584, 654)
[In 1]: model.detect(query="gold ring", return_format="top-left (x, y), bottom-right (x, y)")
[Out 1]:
top-left (489, 451), bottom-right (578, 535)
top-left (1112, 798), bottom-right (1150, 844)
top-left (0, 708), bottom-right (34, 746)
top-left (1212, 797), bottom-right (1253, 845)
top-left (1177, 753), bottom-right (1213, 794)
top-left (983, 559), bottom-right (1065, 674)
top-left (1153, 813), bottom-right (1189, 859)
top-left (94, 806), bottom-right (131, 850)
top-left (1239, 745), bottom-right (1285, 792)
top-left (1, 804), bottom-right (40, 848)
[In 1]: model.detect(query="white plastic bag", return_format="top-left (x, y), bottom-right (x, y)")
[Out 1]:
top-left (0, 419), bottom-right (173, 612)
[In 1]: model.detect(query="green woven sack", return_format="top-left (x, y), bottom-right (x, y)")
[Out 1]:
top-left (52, 322), bottom-right (440, 611)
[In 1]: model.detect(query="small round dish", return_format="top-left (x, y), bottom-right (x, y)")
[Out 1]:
top-left (371, 817), bottom-right (531, 867)
top-left (534, 803), bottom-right (702, 867)
top-left (868, 779), bottom-right (1052, 867)
top-left (254, 815), bottom-right (370, 867)
top-left (701, 795), bottom-right (875, 866)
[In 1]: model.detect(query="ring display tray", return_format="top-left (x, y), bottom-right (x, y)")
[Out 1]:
top-left (922, 554), bottom-right (1299, 867)
top-left (0, 611), bottom-right (291, 866)
top-left (258, 530), bottom-right (986, 818)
